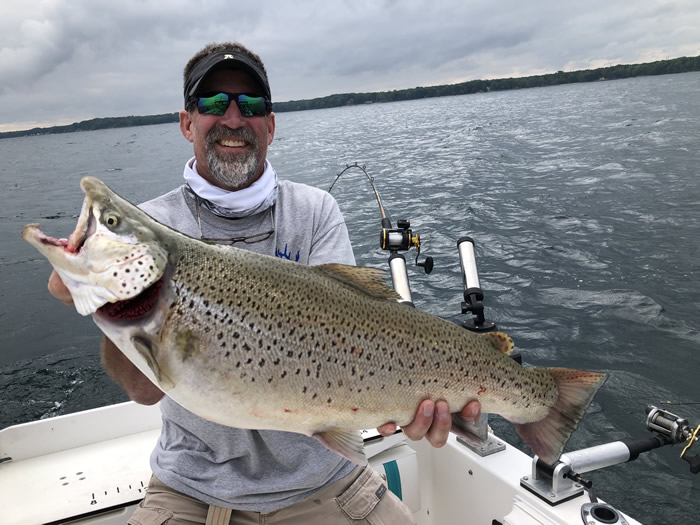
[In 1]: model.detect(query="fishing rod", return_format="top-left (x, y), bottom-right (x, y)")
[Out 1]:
top-left (329, 162), bottom-right (433, 305)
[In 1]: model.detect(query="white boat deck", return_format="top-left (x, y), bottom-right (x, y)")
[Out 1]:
top-left (0, 403), bottom-right (160, 524)
top-left (0, 402), bottom-right (642, 525)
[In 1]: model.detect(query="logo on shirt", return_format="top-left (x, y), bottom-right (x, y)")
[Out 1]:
top-left (275, 243), bottom-right (300, 262)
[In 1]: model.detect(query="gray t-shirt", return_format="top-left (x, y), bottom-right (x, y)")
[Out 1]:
top-left (140, 180), bottom-right (357, 511)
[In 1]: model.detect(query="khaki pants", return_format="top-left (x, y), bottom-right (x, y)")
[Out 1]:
top-left (128, 465), bottom-right (416, 524)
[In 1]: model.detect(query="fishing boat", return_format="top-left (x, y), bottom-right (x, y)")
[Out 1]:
top-left (2, 164), bottom-right (697, 525)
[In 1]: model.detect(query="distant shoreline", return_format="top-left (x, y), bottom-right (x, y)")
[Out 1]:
top-left (2, 55), bottom-right (698, 139)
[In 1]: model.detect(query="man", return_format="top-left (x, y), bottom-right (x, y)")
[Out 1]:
top-left (49, 42), bottom-right (481, 524)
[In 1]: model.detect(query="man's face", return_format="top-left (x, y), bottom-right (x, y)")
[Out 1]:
top-left (180, 69), bottom-right (275, 191)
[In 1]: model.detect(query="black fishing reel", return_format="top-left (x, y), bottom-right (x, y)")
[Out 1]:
top-left (329, 163), bottom-right (435, 304)
top-left (380, 219), bottom-right (433, 274)
top-left (647, 405), bottom-right (700, 473)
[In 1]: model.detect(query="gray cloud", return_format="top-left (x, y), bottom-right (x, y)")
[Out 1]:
top-left (1, 0), bottom-right (699, 131)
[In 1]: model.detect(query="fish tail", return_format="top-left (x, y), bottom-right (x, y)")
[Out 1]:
top-left (513, 368), bottom-right (606, 464)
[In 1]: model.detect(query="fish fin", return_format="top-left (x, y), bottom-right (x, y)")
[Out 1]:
top-left (54, 269), bottom-right (114, 316)
top-left (315, 264), bottom-right (401, 300)
top-left (313, 428), bottom-right (368, 465)
top-left (481, 331), bottom-right (515, 355)
top-left (513, 368), bottom-right (606, 464)
top-left (131, 336), bottom-right (175, 391)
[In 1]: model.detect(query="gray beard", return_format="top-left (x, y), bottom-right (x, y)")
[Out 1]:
top-left (205, 126), bottom-right (260, 190)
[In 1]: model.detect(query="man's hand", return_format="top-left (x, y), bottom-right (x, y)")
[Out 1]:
top-left (376, 400), bottom-right (481, 448)
top-left (48, 270), bottom-right (74, 306)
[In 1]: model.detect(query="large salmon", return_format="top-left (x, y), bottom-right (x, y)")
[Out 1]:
top-left (22, 177), bottom-right (606, 464)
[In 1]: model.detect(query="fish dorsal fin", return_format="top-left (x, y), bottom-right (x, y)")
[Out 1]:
top-left (481, 331), bottom-right (515, 355)
top-left (316, 263), bottom-right (401, 300)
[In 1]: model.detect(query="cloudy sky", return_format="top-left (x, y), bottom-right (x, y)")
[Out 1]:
top-left (1, 0), bottom-right (698, 132)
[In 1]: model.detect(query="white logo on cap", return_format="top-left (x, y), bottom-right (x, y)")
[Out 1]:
top-left (224, 54), bottom-right (234, 59)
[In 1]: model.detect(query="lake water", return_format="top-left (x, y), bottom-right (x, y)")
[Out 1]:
top-left (1, 72), bottom-right (699, 524)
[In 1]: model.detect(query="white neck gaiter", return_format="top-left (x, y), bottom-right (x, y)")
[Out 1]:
top-left (183, 156), bottom-right (279, 218)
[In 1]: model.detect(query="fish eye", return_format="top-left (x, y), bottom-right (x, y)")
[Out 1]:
top-left (105, 214), bottom-right (119, 228)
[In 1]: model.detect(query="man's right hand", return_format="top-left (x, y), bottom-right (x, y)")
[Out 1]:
top-left (48, 270), bottom-right (74, 306)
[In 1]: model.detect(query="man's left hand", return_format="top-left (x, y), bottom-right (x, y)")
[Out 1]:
top-left (376, 400), bottom-right (481, 448)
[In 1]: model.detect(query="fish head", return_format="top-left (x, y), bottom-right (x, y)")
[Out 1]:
top-left (22, 176), bottom-right (169, 316)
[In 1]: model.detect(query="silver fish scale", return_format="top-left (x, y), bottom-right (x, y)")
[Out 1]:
top-left (152, 237), bottom-right (558, 432)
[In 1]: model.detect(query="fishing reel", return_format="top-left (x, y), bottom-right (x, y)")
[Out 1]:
top-left (329, 163), bottom-right (434, 304)
top-left (379, 219), bottom-right (433, 274)
top-left (646, 405), bottom-right (700, 473)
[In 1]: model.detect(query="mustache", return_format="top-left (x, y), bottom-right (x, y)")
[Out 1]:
top-left (207, 126), bottom-right (258, 147)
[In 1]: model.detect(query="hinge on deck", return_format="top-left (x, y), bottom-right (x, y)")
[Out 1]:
top-left (453, 413), bottom-right (506, 457)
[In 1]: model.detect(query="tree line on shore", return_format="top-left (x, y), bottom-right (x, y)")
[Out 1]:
top-left (2, 55), bottom-right (698, 139)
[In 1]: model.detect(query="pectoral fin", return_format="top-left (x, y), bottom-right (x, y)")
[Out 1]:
top-left (131, 335), bottom-right (175, 391)
top-left (313, 428), bottom-right (368, 465)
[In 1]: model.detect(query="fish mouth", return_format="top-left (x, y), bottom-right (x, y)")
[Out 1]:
top-left (96, 275), bottom-right (166, 321)
top-left (66, 184), bottom-right (97, 253)
top-left (21, 182), bottom-right (96, 256)
top-left (22, 224), bottom-right (71, 249)
top-left (23, 209), bottom-right (95, 255)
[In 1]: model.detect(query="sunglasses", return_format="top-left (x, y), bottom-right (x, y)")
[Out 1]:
top-left (195, 195), bottom-right (275, 245)
top-left (196, 92), bottom-right (272, 117)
